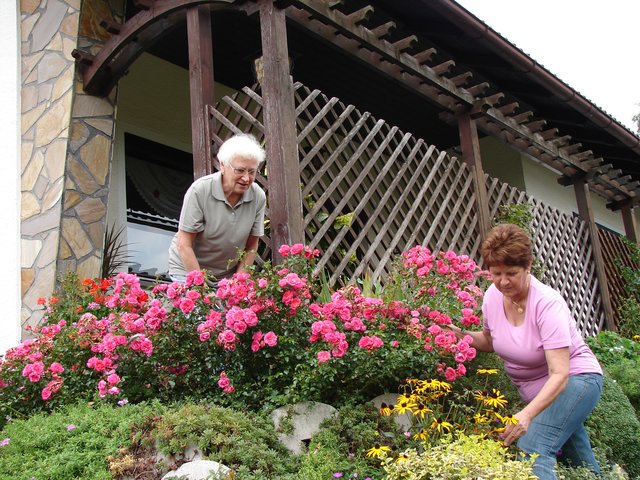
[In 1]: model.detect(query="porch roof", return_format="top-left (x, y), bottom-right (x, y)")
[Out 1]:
top-left (78, 0), bottom-right (640, 207)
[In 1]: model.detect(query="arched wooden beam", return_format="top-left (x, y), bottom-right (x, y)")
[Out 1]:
top-left (76, 0), bottom-right (238, 96)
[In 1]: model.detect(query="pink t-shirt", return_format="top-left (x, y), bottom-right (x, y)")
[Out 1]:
top-left (482, 276), bottom-right (602, 403)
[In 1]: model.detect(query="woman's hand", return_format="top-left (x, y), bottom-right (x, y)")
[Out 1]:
top-left (501, 410), bottom-right (532, 446)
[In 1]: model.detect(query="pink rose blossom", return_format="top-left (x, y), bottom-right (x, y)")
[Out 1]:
top-left (48, 362), bottom-right (64, 374)
top-left (317, 351), bottom-right (331, 363)
top-left (290, 243), bottom-right (304, 254)
top-left (263, 331), bottom-right (278, 347)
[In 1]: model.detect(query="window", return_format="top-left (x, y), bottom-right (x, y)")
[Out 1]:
top-left (124, 133), bottom-right (193, 279)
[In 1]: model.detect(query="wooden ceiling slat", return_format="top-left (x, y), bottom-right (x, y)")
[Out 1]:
top-left (413, 48), bottom-right (437, 64)
top-left (391, 35), bottom-right (418, 53)
top-left (369, 20), bottom-right (395, 39)
top-left (431, 60), bottom-right (456, 75)
top-left (449, 71), bottom-right (473, 87)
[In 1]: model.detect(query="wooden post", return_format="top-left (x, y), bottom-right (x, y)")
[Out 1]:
top-left (258, 0), bottom-right (304, 260)
top-left (187, 5), bottom-right (215, 179)
top-left (620, 201), bottom-right (638, 244)
top-left (457, 112), bottom-right (491, 239)
top-left (574, 179), bottom-right (616, 331)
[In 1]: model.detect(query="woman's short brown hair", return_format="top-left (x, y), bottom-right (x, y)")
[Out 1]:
top-left (480, 223), bottom-right (533, 268)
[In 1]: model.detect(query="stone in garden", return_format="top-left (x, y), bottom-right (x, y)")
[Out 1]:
top-left (161, 460), bottom-right (231, 480)
top-left (271, 401), bottom-right (337, 455)
top-left (371, 393), bottom-right (412, 431)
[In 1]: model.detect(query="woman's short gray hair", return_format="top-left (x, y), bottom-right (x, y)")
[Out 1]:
top-left (217, 134), bottom-right (266, 166)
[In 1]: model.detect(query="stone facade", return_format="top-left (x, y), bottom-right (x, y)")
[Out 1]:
top-left (20, 0), bottom-right (123, 334)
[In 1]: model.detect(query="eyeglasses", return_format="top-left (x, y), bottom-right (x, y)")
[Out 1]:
top-left (228, 162), bottom-right (259, 177)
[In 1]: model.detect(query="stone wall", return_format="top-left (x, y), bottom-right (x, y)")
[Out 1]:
top-left (20, 0), bottom-right (123, 333)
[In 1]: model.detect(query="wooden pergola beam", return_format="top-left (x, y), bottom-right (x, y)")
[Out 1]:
top-left (458, 113), bottom-right (491, 239)
top-left (573, 178), bottom-right (616, 331)
top-left (258, 0), bottom-right (304, 257)
top-left (187, 5), bottom-right (215, 179)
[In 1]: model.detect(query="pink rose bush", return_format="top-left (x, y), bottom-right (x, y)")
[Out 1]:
top-left (0, 244), bottom-right (484, 424)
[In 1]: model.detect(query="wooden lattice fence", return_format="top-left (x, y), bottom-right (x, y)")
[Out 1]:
top-left (210, 82), bottom-right (482, 284)
top-left (209, 81), bottom-right (610, 336)
top-left (599, 227), bottom-right (639, 327)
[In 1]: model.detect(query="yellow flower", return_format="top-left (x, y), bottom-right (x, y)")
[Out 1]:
top-left (394, 399), bottom-right (417, 415)
top-left (421, 379), bottom-right (451, 392)
top-left (633, 335), bottom-right (640, 343)
top-left (483, 389), bottom-right (508, 409)
top-left (396, 393), bottom-right (415, 404)
top-left (413, 429), bottom-right (429, 441)
top-left (495, 412), bottom-right (519, 425)
top-left (472, 413), bottom-right (490, 424)
top-left (366, 443), bottom-right (391, 458)
top-left (477, 368), bottom-right (499, 375)
top-left (378, 402), bottom-right (393, 416)
top-left (429, 418), bottom-right (453, 433)
top-left (410, 403), bottom-right (432, 418)
top-left (396, 453), bottom-right (409, 463)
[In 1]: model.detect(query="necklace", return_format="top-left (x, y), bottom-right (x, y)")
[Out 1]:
top-left (510, 299), bottom-right (525, 314)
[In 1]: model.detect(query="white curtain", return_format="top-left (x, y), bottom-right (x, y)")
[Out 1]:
top-left (126, 155), bottom-right (193, 220)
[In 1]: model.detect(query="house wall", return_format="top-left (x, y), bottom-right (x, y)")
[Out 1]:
top-left (19, 0), bottom-right (83, 332)
top-left (479, 136), bottom-right (638, 235)
top-left (19, 0), bottom-right (124, 342)
top-left (0, 0), bottom-right (21, 354)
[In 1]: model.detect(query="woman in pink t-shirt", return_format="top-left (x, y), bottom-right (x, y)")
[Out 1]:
top-left (450, 224), bottom-right (602, 480)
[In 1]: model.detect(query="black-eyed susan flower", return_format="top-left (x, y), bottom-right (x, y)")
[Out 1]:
top-left (474, 389), bottom-right (488, 403)
top-left (495, 411), bottom-right (518, 425)
top-left (396, 453), bottom-right (409, 463)
top-left (396, 393), bottom-right (415, 404)
top-left (379, 402), bottom-right (393, 416)
top-left (413, 429), bottom-right (429, 441)
top-left (429, 418), bottom-right (453, 433)
top-left (477, 368), bottom-right (499, 375)
top-left (472, 412), bottom-right (490, 424)
top-left (424, 379), bottom-right (452, 392)
top-left (411, 402), bottom-right (432, 419)
top-left (394, 399), bottom-right (417, 415)
top-left (484, 389), bottom-right (508, 409)
top-left (366, 443), bottom-right (391, 458)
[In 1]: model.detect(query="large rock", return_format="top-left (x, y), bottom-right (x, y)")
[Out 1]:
top-left (271, 401), bottom-right (337, 455)
top-left (161, 460), bottom-right (231, 480)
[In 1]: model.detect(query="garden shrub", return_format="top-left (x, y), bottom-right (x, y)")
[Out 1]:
top-left (617, 297), bottom-right (640, 340)
top-left (295, 429), bottom-right (381, 480)
top-left (0, 245), bottom-right (485, 424)
top-left (586, 331), bottom-right (640, 414)
top-left (150, 402), bottom-right (297, 478)
top-left (614, 236), bottom-right (640, 339)
top-left (586, 372), bottom-right (640, 479)
top-left (381, 433), bottom-right (537, 480)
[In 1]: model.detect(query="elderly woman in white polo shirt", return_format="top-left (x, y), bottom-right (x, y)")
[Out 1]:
top-left (168, 134), bottom-right (266, 284)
